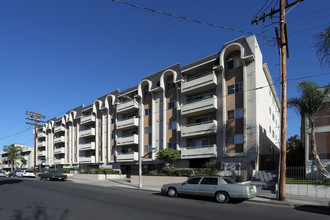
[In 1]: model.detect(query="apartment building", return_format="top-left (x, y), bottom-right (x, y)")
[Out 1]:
top-left (0, 144), bottom-right (34, 171)
top-left (37, 36), bottom-right (280, 175)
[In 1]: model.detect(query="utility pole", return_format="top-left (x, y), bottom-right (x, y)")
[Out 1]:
top-left (26, 111), bottom-right (46, 175)
top-left (252, 0), bottom-right (303, 201)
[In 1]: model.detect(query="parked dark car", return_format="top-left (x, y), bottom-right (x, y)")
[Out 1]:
top-left (38, 170), bottom-right (67, 181)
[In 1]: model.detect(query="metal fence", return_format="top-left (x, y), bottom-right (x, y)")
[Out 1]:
top-left (286, 166), bottom-right (330, 198)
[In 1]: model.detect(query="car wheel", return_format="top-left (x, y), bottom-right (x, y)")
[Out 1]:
top-left (47, 177), bottom-right (51, 181)
top-left (215, 192), bottom-right (229, 203)
top-left (38, 176), bottom-right (42, 180)
top-left (167, 187), bottom-right (177, 197)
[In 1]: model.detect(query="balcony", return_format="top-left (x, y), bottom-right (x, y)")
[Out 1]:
top-left (37, 141), bottom-right (46, 147)
top-left (80, 142), bottom-right (96, 151)
top-left (54, 136), bottom-right (65, 144)
top-left (37, 132), bottom-right (46, 138)
top-left (116, 152), bottom-right (139, 162)
top-left (117, 117), bottom-right (139, 130)
top-left (54, 147), bottom-right (65, 154)
top-left (2, 164), bottom-right (11, 169)
top-left (181, 95), bottom-right (217, 116)
top-left (182, 72), bottom-right (217, 95)
top-left (38, 151), bottom-right (46, 157)
top-left (54, 126), bottom-right (65, 133)
top-left (54, 158), bottom-right (65, 164)
top-left (81, 114), bottom-right (96, 125)
top-left (181, 120), bottom-right (217, 138)
top-left (80, 128), bottom-right (96, 138)
top-left (181, 144), bottom-right (217, 159)
top-left (117, 134), bottom-right (139, 146)
top-left (80, 156), bottom-right (96, 164)
top-left (117, 100), bottom-right (139, 114)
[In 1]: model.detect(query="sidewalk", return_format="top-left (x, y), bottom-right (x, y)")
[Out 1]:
top-left (67, 177), bottom-right (330, 207)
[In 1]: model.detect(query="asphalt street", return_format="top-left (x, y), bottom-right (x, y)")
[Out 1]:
top-left (0, 177), bottom-right (328, 220)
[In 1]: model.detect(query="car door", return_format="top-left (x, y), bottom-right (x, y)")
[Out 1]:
top-left (197, 177), bottom-right (218, 196)
top-left (178, 177), bottom-right (201, 195)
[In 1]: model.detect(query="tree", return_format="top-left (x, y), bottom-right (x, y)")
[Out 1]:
top-left (20, 158), bottom-right (27, 168)
top-left (311, 26), bottom-right (330, 69)
top-left (288, 81), bottom-right (330, 178)
top-left (286, 135), bottom-right (304, 167)
top-left (3, 144), bottom-right (24, 171)
top-left (158, 148), bottom-right (181, 168)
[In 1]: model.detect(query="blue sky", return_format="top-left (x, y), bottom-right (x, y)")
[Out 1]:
top-left (0, 0), bottom-right (329, 150)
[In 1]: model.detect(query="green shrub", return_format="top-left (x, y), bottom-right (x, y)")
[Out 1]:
top-left (102, 169), bottom-right (120, 174)
top-left (60, 168), bottom-right (70, 174)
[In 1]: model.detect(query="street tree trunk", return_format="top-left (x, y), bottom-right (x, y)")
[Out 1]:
top-left (310, 121), bottom-right (330, 178)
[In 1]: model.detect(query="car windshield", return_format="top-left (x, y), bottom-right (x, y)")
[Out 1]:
top-left (223, 178), bottom-right (237, 184)
top-left (25, 171), bottom-right (33, 173)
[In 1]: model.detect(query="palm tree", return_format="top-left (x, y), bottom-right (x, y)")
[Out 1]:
top-left (311, 26), bottom-right (330, 69)
top-left (288, 81), bottom-right (330, 178)
top-left (3, 144), bottom-right (24, 171)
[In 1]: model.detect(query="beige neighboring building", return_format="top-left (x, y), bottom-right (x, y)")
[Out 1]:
top-left (0, 144), bottom-right (34, 171)
top-left (37, 36), bottom-right (280, 176)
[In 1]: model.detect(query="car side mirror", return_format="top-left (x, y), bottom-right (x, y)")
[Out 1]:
top-left (182, 181), bottom-right (187, 185)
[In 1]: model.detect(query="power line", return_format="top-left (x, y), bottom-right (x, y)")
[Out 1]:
top-left (0, 127), bottom-right (32, 140)
top-left (111, 0), bottom-right (273, 39)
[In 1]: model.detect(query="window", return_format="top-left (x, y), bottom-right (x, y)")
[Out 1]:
top-left (144, 126), bottom-right (152, 134)
top-left (195, 139), bottom-right (209, 147)
top-left (111, 119), bottom-right (116, 124)
top-left (226, 57), bottom-right (242, 70)
top-left (228, 110), bottom-right (234, 120)
top-left (167, 121), bottom-right (177, 130)
top-left (228, 109), bottom-right (243, 120)
top-left (195, 117), bottom-right (210, 123)
top-left (272, 130), bottom-right (275, 138)
top-left (111, 133), bottom-right (115, 140)
top-left (227, 82), bottom-right (243, 95)
top-left (227, 134), bottom-right (243, 145)
top-left (187, 177), bottom-right (201, 184)
top-left (144, 91), bottom-right (151, 97)
top-left (235, 108), bottom-right (243, 118)
top-left (235, 134), bottom-right (243, 144)
top-left (167, 82), bottom-right (176, 90)
top-left (168, 101), bottom-right (177, 110)
top-left (145, 107), bottom-right (152, 116)
top-left (272, 113), bottom-right (275, 121)
top-left (127, 131), bottom-right (136, 136)
top-left (200, 177), bottom-right (218, 185)
top-left (269, 107), bottom-right (272, 115)
top-left (144, 145), bottom-right (152, 153)
top-left (167, 142), bottom-right (177, 150)
top-left (269, 126), bottom-right (271, 134)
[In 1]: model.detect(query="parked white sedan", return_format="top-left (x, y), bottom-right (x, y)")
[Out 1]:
top-left (161, 176), bottom-right (257, 203)
top-left (22, 170), bottom-right (35, 178)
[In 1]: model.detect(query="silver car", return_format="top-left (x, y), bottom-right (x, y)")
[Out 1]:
top-left (161, 176), bottom-right (257, 203)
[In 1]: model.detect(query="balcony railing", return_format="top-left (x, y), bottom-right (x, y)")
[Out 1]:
top-left (54, 148), bottom-right (65, 154)
top-left (54, 126), bottom-right (65, 133)
top-left (38, 151), bottom-right (46, 157)
top-left (117, 134), bottom-right (139, 146)
top-left (80, 142), bottom-right (96, 151)
top-left (80, 156), bottom-right (96, 163)
top-left (37, 132), bottom-right (46, 138)
top-left (117, 117), bottom-right (139, 130)
top-left (54, 136), bottom-right (65, 144)
top-left (37, 141), bottom-right (46, 147)
top-left (54, 158), bottom-right (65, 164)
top-left (81, 114), bottom-right (96, 125)
top-left (80, 128), bottom-right (96, 137)
top-left (181, 120), bottom-right (217, 138)
top-left (117, 100), bottom-right (139, 114)
top-left (181, 95), bottom-right (217, 116)
top-left (116, 152), bottom-right (138, 162)
top-left (182, 72), bottom-right (217, 94)
top-left (2, 164), bottom-right (11, 169)
top-left (181, 144), bottom-right (217, 159)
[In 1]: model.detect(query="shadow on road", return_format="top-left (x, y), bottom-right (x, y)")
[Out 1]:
top-left (12, 203), bottom-right (69, 220)
top-left (0, 179), bottom-right (23, 185)
top-left (152, 192), bottom-right (246, 204)
top-left (294, 205), bottom-right (330, 216)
